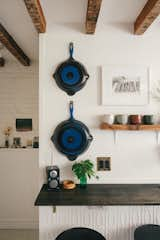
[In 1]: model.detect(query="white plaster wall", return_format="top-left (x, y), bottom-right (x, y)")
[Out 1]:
top-left (39, 23), bottom-right (160, 240)
top-left (0, 62), bottom-right (39, 228)
top-left (0, 149), bottom-right (39, 229)
top-left (39, 23), bottom-right (160, 182)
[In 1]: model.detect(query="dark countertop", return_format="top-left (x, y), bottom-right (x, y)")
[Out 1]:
top-left (35, 184), bottom-right (160, 206)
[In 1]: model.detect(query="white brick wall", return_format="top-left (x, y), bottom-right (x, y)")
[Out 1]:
top-left (0, 62), bottom-right (38, 147)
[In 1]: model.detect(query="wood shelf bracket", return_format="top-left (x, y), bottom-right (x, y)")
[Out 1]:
top-left (156, 131), bottom-right (160, 144)
top-left (52, 206), bottom-right (56, 213)
top-left (113, 131), bottom-right (117, 144)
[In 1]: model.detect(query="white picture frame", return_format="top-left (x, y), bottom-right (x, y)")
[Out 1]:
top-left (101, 65), bottom-right (150, 106)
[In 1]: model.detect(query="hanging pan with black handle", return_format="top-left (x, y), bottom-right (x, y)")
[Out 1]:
top-left (51, 101), bottom-right (93, 161)
top-left (53, 43), bottom-right (89, 96)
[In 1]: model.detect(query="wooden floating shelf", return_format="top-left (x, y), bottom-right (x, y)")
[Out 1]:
top-left (100, 123), bottom-right (160, 131)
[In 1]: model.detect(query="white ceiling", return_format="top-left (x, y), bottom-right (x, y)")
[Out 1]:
top-left (0, 0), bottom-right (38, 63)
top-left (100, 0), bottom-right (147, 23)
top-left (0, 0), bottom-right (158, 63)
top-left (40, 0), bottom-right (88, 25)
top-left (41, 0), bottom-right (148, 26)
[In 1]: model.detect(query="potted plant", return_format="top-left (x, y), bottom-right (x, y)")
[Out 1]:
top-left (72, 159), bottom-right (98, 188)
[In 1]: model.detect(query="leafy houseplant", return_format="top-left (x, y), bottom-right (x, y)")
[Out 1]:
top-left (72, 160), bottom-right (97, 188)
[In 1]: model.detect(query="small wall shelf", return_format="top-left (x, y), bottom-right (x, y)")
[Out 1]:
top-left (100, 123), bottom-right (160, 131)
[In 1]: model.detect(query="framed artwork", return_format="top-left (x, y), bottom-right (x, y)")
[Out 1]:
top-left (101, 65), bottom-right (149, 106)
top-left (16, 119), bottom-right (32, 131)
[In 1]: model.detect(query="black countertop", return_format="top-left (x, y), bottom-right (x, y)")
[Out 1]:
top-left (35, 184), bottom-right (160, 206)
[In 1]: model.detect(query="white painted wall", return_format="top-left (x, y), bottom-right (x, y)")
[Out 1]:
top-left (39, 23), bottom-right (160, 240)
top-left (0, 149), bottom-right (39, 229)
top-left (0, 62), bottom-right (39, 229)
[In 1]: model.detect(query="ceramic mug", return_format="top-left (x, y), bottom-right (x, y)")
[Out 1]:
top-left (103, 114), bottom-right (114, 125)
top-left (129, 115), bottom-right (142, 125)
top-left (143, 115), bottom-right (155, 125)
top-left (116, 114), bottom-right (128, 125)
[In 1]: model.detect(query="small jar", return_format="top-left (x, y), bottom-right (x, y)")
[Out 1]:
top-left (143, 115), bottom-right (155, 125)
top-left (129, 115), bottom-right (142, 125)
top-left (103, 114), bottom-right (114, 125)
top-left (115, 114), bottom-right (128, 125)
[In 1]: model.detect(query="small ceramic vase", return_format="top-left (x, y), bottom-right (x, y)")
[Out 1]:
top-left (129, 115), bottom-right (142, 125)
top-left (103, 114), bottom-right (114, 125)
top-left (116, 114), bottom-right (128, 125)
top-left (5, 136), bottom-right (9, 148)
top-left (80, 175), bottom-right (87, 188)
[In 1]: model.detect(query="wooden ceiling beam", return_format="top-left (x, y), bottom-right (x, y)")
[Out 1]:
top-left (134, 0), bottom-right (160, 35)
top-left (24, 0), bottom-right (46, 33)
top-left (86, 0), bottom-right (102, 34)
top-left (0, 23), bottom-right (30, 66)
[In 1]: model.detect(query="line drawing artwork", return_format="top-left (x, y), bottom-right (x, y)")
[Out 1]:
top-left (112, 76), bottom-right (141, 94)
top-left (102, 65), bottom-right (149, 106)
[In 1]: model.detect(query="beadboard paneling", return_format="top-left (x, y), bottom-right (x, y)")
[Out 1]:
top-left (39, 206), bottom-right (160, 240)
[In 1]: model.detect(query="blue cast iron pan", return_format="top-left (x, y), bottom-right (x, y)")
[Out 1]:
top-left (51, 101), bottom-right (93, 161)
top-left (53, 43), bottom-right (89, 96)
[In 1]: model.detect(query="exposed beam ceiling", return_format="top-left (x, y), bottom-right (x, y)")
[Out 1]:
top-left (134, 0), bottom-right (160, 35)
top-left (86, 0), bottom-right (102, 34)
top-left (24, 0), bottom-right (46, 33)
top-left (0, 23), bottom-right (30, 66)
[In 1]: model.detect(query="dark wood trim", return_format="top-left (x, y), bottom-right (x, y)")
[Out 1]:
top-left (0, 23), bottom-right (30, 66)
top-left (24, 0), bottom-right (46, 33)
top-left (134, 0), bottom-right (160, 35)
top-left (86, 0), bottom-right (102, 34)
top-left (35, 184), bottom-right (160, 206)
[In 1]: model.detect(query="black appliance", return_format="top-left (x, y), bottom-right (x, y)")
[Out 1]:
top-left (51, 101), bottom-right (93, 161)
top-left (53, 42), bottom-right (89, 96)
top-left (46, 166), bottom-right (60, 189)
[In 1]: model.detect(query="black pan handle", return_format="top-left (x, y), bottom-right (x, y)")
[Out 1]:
top-left (67, 154), bottom-right (77, 161)
top-left (81, 73), bottom-right (89, 85)
top-left (84, 125), bottom-right (93, 142)
top-left (88, 134), bottom-right (93, 141)
top-left (85, 73), bottom-right (89, 80)
top-left (69, 42), bottom-right (74, 59)
top-left (51, 134), bottom-right (55, 143)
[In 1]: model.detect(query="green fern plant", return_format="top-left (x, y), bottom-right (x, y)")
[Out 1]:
top-left (72, 159), bottom-right (97, 181)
